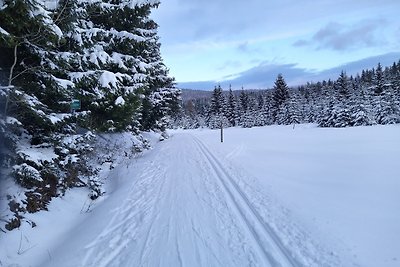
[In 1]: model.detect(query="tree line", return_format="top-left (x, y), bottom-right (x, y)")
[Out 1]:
top-left (176, 62), bottom-right (400, 129)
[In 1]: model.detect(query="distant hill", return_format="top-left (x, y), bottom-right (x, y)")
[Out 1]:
top-left (181, 89), bottom-right (213, 101)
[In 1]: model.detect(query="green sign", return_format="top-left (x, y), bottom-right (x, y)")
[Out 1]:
top-left (71, 99), bottom-right (81, 110)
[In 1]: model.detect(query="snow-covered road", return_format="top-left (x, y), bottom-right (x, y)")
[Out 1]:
top-left (36, 132), bottom-right (334, 267)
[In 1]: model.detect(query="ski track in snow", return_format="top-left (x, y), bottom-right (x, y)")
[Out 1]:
top-left (192, 136), bottom-right (297, 267)
top-left (39, 132), bottom-right (337, 267)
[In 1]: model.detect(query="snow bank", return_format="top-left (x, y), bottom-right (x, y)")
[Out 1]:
top-left (0, 131), bottom-right (162, 266)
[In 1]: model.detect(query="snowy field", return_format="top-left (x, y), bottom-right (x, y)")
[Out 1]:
top-left (1, 124), bottom-right (399, 267)
top-left (192, 124), bottom-right (400, 267)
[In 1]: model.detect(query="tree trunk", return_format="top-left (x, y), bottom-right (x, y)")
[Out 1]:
top-left (4, 43), bottom-right (18, 116)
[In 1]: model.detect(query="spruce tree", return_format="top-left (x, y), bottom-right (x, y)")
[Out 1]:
top-left (209, 85), bottom-right (224, 116)
top-left (239, 89), bottom-right (249, 112)
top-left (336, 71), bottom-right (350, 100)
top-left (374, 63), bottom-right (384, 96)
top-left (226, 86), bottom-right (236, 126)
top-left (57, 0), bottom-right (177, 132)
top-left (0, 0), bottom-right (180, 229)
top-left (272, 74), bottom-right (289, 122)
top-left (287, 91), bottom-right (300, 125)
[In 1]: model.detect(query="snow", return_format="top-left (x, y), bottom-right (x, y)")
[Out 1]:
top-left (0, 26), bottom-right (9, 35)
top-left (16, 146), bottom-right (58, 168)
top-left (1, 124), bottom-right (399, 267)
top-left (47, 113), bottom-right (71, 125)
top-left (192, 124), bottom-right (400, 267)
top-left (86, 46), bottom-right (111, 67)
top-left (53, 76), bottom-right (74, 89)
top-left (0, 0), bottom-right (6, 10)
top-left (109, 28), bottom-right (146, 42)
top-left (13, 163), bottom-right (43, 182)
top-left (114, 96), bottom-right (125, 106)
top-left (85, 0), bottom-right (160, 10)
top-left (6, 116), bottom-right (22, 126)
top-left (40, 0), bottom-right (59, 10)
top-left (31, 1), bottom-right (63, 38)
top-left (99, 71), bottom-right (123, 89)
top-left (69, 71), bottom-right (96, 81)
top-left (47, 115), bottom-right (61, 124)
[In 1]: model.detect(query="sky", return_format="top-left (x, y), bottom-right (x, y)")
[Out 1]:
top-left (151, 0), bottom-right (400, 90)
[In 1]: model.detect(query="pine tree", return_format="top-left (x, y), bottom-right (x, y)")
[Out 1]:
top-left (374, 63), bottom-right (385, 96)
top-left (209, 85), bottom-right (224, 116)
top-left (351, 89), bottom-right (372, 126)
top-left (287, 91), bottom-right (300, 125)
top-left (55, 0), bottom-right (177, 132)
top-left (207, 85), bottom-right (225, 128)
top-left (333, 71), bottom-right (352, 127)
top-left (336, 71), bottom-right (350, 100)
top-left (0, 0), bottom-right (180, 229)
top-left (1, 0), bottom-right (66, 117)
top-left (271, 74), bottom-right (289, 123)
top-left (226, 86), bottom-right (236, 126)
top-left (239, 89), bottom-right (249, 112)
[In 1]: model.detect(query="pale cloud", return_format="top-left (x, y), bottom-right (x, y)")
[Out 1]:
top-left (216, 60), bottom-right (243, 71)
top-left (294, 19), bottom-right (387, 51)
top-left (178, 52), bottom-right (400, 90)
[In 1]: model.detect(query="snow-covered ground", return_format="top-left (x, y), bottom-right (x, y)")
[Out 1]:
top-left (1, 124), bottom-right (399, 266)
top-left (193, 124), bottom-right (400, 267)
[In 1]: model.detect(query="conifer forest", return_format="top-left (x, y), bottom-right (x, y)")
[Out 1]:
top-left (0, 0), bottom-right (180, 229)
top-left (177, 63), bottom-right (400, 130)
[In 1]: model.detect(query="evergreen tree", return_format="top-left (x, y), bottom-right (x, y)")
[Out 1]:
top-left (0, 0), bottom-right (180, 229)
top-left (178, 60), bottom-right (400, 130)
top-left (374, 63), bottom-right (385, 96)
top-left (50, 0), bottom-right (178, 132)
top-left (272, 74), bottom-right (289, 122)
top-left (351, 89), bottom-right (372, 126)
top-left (239, 88), bottom-right (249, 112)
top-left (336, 71), bottom-right (350, 100)
top-left (287, 91), bottom-right (300, 125)
top-left (1, 0), bottom-right (66, 118)
top-left (208, 85), bottom-right (225, 128)
top-left (226, 86), bottom-right (236, 126)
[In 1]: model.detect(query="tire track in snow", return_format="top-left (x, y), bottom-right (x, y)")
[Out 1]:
top-left (192, 135), bottom-right (300, 267)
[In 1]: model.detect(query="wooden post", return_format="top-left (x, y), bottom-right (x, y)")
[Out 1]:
top-left (220, 119), bottom-right (223, 143)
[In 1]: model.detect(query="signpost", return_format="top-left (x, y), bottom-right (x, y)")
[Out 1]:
top-left (70, 99), bottom-right (81, 132)
top-left (220, 118), bottom-right (224, 143)
top-left (70, 99), bottom-right (81, 111)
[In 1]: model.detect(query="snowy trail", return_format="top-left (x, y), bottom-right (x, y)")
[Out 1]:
top-left (39, 132), bottom-right (310, 267)
top-left (192, 136), bottom-right (298, 267)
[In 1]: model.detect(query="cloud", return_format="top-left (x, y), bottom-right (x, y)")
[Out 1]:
top-left (216, 60), bottom-right (243, 71)
top-left (295, 19), bottom-right (386, 51)
top-left (292, 39), bottom-right (309, 47)
top-left (177, 52), bottom-right (400, 90)
top-left (237, 42), bottom-right (249, 52)
top-left (221, 62), bottom-right (314, 88)
top-left (178, 63), bottom-right (315, 90)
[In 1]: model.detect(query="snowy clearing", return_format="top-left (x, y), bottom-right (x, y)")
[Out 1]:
top-left (1, 124), bottom-right (400, 267)
top-left (192, 124), bottom-right (400, 267)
